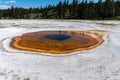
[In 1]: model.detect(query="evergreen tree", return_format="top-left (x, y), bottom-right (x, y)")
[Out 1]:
top-left (0, 0), bottom-right (120, 19)
top-left (97, 0), bottom-right (105, 19)
top-left (71, 0), bottom-right (79, 18)
top-left (57, 1), bottom-right (63, 19)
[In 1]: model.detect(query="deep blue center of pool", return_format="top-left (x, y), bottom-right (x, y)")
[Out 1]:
top-left (44, 34), bottom-right (71, 41)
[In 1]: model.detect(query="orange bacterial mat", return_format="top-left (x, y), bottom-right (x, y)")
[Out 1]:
top-left (10, 31), bottom-right (103, 54)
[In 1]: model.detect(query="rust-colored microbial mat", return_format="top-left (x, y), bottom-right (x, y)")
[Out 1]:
top-left (10, 31), bottom-right (104, 54)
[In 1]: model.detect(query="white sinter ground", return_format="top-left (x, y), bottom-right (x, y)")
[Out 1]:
top-left (0, 19), bottom-right (120, 80)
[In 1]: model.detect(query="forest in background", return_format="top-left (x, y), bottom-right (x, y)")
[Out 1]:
top-left (0, 0), bottom-right (120, 20)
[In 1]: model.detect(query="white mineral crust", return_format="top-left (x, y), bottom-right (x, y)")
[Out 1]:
top-left (0, 19), bottom-right (120, 80)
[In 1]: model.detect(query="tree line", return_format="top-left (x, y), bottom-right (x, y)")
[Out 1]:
top-left (0, 0), bottom-right (120, 20)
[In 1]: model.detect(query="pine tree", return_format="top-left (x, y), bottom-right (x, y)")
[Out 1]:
top-left (57, 1), bottom-right (63, 19)
top-left (97, 0), bottom-right (105, 19)
top-left (0, 0), bottom-right (120, 19)
top-left (71, 0), bottom-right (79, 18)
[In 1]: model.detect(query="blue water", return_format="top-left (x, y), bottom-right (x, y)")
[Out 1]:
top-left (44, 34), bottom-right (71, 41)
